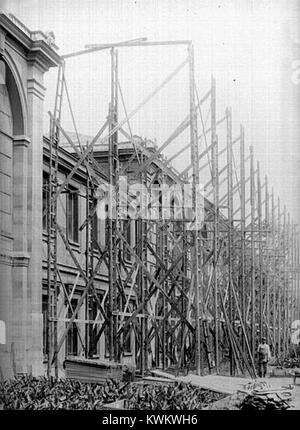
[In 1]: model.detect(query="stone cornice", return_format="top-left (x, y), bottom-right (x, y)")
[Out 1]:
top-left (27, 45), bottom-right (60, 73)
top-left (0, 13), bottom-right (61, 71)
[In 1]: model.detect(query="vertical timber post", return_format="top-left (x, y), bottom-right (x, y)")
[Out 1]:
top-left (256, 162), bottom-right (263, 341)
top-left (108, 48), bottom-right (119, 361)
top-left (240, 125), bottom-right (246, 356)
top-left (188, 43), bottom-right (202, 375)
top-left (277, 198), bottom-right (282, 360)
top-left (250, 145), bottom-right (256, 359)
top-left (271, 189), bottom-right (276, 355)
top-left (282, 207), bottom-right (287, 358)
top-left (85, 158), bottom-right (90, 358)
top-left (47, 62), bottom-right (65, 378)
top-left (296, 229), bottom-right (299, 324)
top-left (226, 107), bottom-right (234, 375)
top-left (285, 211), bottom-right (290, 357)
top-left (291, 224), bottom-right (295, 327)
top-left (211, 75), bottom-right (219, 373)
top-left (265, 176), bottom-right (270, 345)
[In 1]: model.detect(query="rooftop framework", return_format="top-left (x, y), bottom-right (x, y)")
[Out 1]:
top-left (45, 40), bottom-right (300, 378)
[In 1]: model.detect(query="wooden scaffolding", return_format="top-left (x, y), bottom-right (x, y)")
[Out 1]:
top-left (44, 39), bottom-right (300, 379)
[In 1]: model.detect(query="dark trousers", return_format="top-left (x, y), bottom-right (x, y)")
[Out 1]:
top-left (258, 361), bottom-right (268, 377)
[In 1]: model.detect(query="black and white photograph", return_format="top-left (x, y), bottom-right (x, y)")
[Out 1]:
top-left (0, 0), bottom-right (300, 417)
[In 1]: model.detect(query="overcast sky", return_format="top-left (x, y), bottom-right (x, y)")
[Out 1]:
top-left (2, 0), bottom-right (300, 224)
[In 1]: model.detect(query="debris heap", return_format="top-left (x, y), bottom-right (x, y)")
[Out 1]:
top-left (239, 381), bottom-right (293, 411)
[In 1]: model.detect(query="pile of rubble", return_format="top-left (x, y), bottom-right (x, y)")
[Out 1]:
top-left (238, 381), bottom-right (293, 411)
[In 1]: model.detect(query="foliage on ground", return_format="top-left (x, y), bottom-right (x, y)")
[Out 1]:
top-left (126, 381), bottom-right (225, 410)
top-left (0, 375), bottom-right (127, 409)
top-left (0, 375), bottom-right (225, 410)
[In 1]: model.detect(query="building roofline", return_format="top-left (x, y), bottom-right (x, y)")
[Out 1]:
top-left (0, 12), bottom-right (61, 69)
top-left (43, 135), bottom-right (108, 183)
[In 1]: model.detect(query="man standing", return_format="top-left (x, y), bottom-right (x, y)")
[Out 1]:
top-left (257, 337), bottom-right (271, 378)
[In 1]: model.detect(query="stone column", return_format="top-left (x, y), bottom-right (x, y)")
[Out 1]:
top-left (11, 135), bottom-right (30, 374)
top-left (26, 68), bottom-right (47, 376)
top-left (0, 254), bottom-right (13, 379)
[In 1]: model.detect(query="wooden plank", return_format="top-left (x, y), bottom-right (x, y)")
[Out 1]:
top-left (143, 376), bottom-right (176, 385)
top-left (150, 370), bottom-right (176, 380)
top-left (149, 370), bottom-right (251, 396)
top-left (179, 374), bottom-right (252, 395)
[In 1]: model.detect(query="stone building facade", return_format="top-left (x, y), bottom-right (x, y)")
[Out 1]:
top-left (0, 13), bottom-right (59, 379)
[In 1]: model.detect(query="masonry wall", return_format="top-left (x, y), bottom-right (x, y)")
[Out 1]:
top-left (0, 13), bottom-right (59, 379)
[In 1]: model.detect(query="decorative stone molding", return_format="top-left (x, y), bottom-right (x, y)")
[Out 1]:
top-left (0, 252), bottom-right (13, 266)
top-left (0, 28), bottom-right (6, 55)
top-left (0, 252), bottom-right (30, 267)
top-left (0, 13), bottom-right (60, 72)
top-left (12, 252), bottom-right (30, 268)
top-left (3, 13), bottom-right (59, 50)
top-left (3, 13), bottom-right (31, 39)
top-left (27, 47), bottom-right (59, 73)
top-left (13, 135), bottom-right (30, 148)
top-left (27, 77), bottom-right (46, 101)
